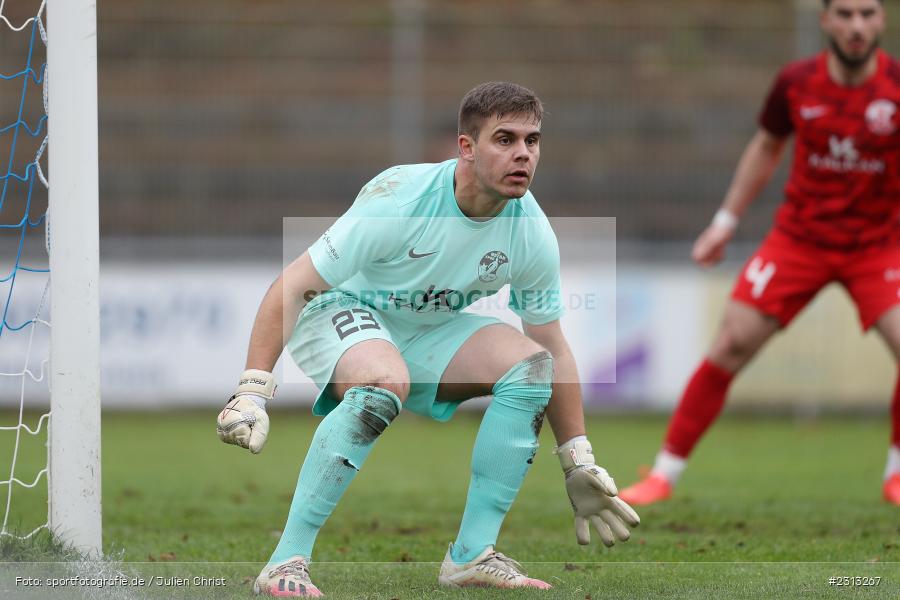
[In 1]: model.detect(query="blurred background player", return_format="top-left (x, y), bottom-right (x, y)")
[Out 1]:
top-left (620, 0), bottom-right (900, 506)
top-left (217, 82), bottom-right (639, 597)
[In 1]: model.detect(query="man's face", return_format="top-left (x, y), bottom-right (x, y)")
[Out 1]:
top-left (821, 0), bottom-right (885, 69)
top-left (460, 113), bottom-right (541, 200)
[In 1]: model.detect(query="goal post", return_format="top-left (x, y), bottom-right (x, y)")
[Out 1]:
top-left (46, 0), bottom-right (101, 555)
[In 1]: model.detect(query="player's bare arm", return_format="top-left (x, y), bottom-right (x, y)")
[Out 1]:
top-left (692, 129), bottom-right (787, 267)
top-left (522, 319), bottom-right (585, 443)
top-left (245, 251), bottom-right (331, 372)
top-left (217, 251), bottom-right (332, 454)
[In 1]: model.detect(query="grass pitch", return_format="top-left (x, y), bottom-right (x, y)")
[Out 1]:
top-left (1, 410), bottom-right (899, 599)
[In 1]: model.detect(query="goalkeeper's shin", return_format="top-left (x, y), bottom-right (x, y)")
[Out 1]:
top-left (450, 351), bottom-right (553, 565)
top-left (268, 386), bottom-right (401, 565)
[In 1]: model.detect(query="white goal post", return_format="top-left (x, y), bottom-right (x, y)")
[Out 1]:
top-left (47, 0), bottom-right (101, 555)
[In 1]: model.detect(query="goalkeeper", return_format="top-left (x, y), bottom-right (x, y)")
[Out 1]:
top-left (217, 81), bottom-right (639, 597)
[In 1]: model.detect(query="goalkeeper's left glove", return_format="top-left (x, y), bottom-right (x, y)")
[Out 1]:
top-left (555, 437), bottom-right (640, 546)
top-left (216, 369), bottom-right (274, 454)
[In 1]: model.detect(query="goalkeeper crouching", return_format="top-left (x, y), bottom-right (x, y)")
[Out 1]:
top-left (217, 82), bottom-right (639, 597)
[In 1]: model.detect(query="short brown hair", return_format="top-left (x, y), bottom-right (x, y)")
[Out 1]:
top-left (458, 82), bottom-right (543, 140)
top-left (822, 0), bottom-right (882, 5)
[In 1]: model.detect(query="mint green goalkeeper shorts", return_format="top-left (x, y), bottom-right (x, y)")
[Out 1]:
top-left (287, 290), bottom-right (504, 421)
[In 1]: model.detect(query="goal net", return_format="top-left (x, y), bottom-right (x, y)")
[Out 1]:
top-left (0, 0), bottom-right (100, 555)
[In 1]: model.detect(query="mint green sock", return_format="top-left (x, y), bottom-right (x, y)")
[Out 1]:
top-left (450, 351), bottom-right (554, 564)
top-left (269, 386), bottom-right (401, 564)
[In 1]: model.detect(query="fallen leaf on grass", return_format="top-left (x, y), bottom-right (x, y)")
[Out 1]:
top-left (148, 552), bottom-right (176, 562)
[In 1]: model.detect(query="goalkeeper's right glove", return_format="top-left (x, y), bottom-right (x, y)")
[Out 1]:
top-left (216, 369), bottom-right (274, 454)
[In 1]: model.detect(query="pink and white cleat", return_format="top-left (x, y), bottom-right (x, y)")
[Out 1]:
top-left (618, 473), bottom-right (673, 506)
top-left (438, 544), bottom-right (551, 589)
top-left (253, 556), bottom-right (323, 597)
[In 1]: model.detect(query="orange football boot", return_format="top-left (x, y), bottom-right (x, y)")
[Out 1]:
top-left (883, 473), bottom-right (900, 505)
top-left (618, 473), bottom-right (673, 506)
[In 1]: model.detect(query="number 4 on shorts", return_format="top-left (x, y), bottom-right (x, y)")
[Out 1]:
top-left (745, 257), bottom-right (776, 299)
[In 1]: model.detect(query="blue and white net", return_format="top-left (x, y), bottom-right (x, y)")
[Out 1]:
top-left (0, 0), bottom-right (50, 541)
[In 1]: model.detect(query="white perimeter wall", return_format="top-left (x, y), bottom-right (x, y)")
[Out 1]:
top-left (0, 261), bottom-right (893, 410)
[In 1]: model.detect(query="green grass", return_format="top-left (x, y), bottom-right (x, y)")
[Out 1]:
top-left (1, 411), bottom-right (899, 598)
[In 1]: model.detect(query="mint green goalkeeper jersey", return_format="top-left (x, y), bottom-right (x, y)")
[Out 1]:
top-left (307, 159), bottom-right (564, 339)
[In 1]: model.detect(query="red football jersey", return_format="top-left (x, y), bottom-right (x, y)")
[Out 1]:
top-left (759, 50), bottom-right (900, 249)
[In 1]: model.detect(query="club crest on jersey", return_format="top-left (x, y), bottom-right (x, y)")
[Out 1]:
top-left (865, 99), bottom-right (897, 135)
top-left (478, 250), bottom-right (509, 282)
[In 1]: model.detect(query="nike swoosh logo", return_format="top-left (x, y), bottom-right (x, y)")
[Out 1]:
top-left (408, 248), bottom-right (438, 259)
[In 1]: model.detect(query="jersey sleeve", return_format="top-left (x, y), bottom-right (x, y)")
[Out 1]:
top-left (307, 179), bottom-right (404, 288)
top-left (758, 67), bottom-right (794, 137)
top-left (508, 216), bottom-right (565, 325)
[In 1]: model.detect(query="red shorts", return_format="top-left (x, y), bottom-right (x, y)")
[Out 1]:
top-left (731, 229), bottom-right (900, 330)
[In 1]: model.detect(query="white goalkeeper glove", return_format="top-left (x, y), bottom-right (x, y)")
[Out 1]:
top-left (216, 369), bottom-right (274, 454)
top-left (556, 437), bottom-right (640, 546)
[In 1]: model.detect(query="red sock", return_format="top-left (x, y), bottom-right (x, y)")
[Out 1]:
top-left (663, 359), bottom-right (735, 458)
top-left (892, 368), bottom-right (900, 447)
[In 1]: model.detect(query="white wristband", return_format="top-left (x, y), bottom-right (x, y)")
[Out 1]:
top-left (562, 435), bottom-right (588, 446)
top-left (712, 209), bottom-right (738, 231)
top-left (555, 438), bottom-right (596, 472)
top-left (236, 369), bottom-right (276, 401)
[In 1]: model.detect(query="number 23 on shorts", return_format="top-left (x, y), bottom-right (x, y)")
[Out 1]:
top-left (331, 308), bottom-right (382, 341)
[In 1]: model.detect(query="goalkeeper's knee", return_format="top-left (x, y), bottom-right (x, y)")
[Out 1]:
top-left (492, 350), bottom-right (554, 412)
top-left (340, 385), bottom-right (403, 442)
top-left (334, 377), bottom-right (409, 404)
